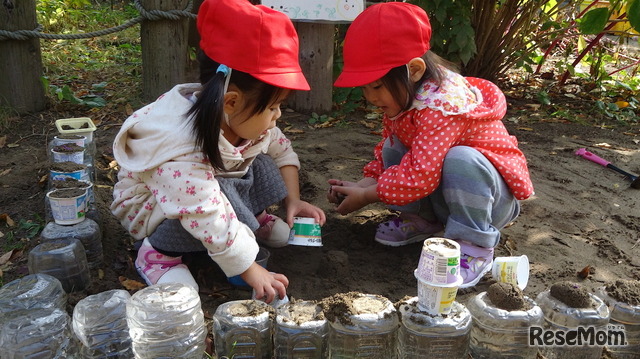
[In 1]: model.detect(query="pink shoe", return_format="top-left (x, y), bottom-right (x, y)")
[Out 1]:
top-left (254, 211), bottom-right (291, 248)
top-left (457, 240), bottom-right (494, 288)
top-left (135, 238), bottom-right (199, 291)
top-left (374, 213), bottom-right (443, 247)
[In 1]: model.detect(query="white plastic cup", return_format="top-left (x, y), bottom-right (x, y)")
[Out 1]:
top-left (51, 148), bottom-right (84, 164)
top-left (491, 255), bottom-right (529, 290)
top-left (415, 271), bottom-right (462, 315)
top-left (46, 188), bottom-right (87, 225)
top-left (415, 238), bottom-right (460, 285)
top-left (288, 217), bottom-right (322, 246)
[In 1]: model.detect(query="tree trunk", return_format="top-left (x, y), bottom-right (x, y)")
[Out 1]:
top-left (141, 0), bottom-right (190, 102)
top-left (288, 22), bottom-right (335, 114)
top-left (0, 0), bottom-right (46, 113)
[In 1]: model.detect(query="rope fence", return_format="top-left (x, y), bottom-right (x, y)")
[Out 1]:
top-left (0, 0), bottom-right (196, 41)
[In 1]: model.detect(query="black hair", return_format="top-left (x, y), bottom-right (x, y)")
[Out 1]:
top-left (380, 51), bottom-right (459, 112)
top-left (187, 51), bottom-right (288, 171)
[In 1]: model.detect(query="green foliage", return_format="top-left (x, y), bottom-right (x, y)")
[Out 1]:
top-left (578, 7), bottom-right (610, 34)
top-left (410, 0), bottom-right (476, 65)
top-left (307, 112), bottom-right (331, 125)
top-left (41, 77), bottom-right (107, 108)
top-left (629, 0), bottom-right (640, 30)
top-left (2, 217), bottom-right (45, 252)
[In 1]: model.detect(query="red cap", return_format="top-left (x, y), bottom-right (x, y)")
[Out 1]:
top-left (197, 0), bottom-right (310, 91)
top-left (334, 2), bottom-right (432, 87)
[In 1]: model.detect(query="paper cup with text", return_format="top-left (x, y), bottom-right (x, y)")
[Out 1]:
top-left (415, 270), bottom-right (463, 315)
top-left (415, 238), bottom-right (460, 285)
top-left (288, 217), bottom-right (322, 246)
top-left (491, 255), bottom-right (529, 290)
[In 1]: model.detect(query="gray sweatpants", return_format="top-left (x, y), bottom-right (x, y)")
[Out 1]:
top-left (382, 137), bottom-right (519, 248)
top-left (147, 154), bottom-right (288, 254)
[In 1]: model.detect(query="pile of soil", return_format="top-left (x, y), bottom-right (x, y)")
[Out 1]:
top-left (320, 292), bottom-right (391, 325)
top-left (604, 279), bottom-right (640, 306)
top-left (550, 281), bottom-right (592, 308)
top-left (487, 282), bottom-right (528, 311)
top-left (50, 162), bottom-right (86, 173)
top-left (278, 300), bottom-right (325, 326)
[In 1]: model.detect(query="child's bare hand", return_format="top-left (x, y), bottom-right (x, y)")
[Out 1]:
top-left (241, 263), bottom-right (288, 304)
top-left (285, 199), bottom-right (326, 227)
top-left (331, 185), bottom-right (369, 215)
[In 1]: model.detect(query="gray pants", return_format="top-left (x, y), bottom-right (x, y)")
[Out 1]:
top-left (147, 155), bottom-right (288, 254)
top-left (382, 137), bottom-right (519, 248)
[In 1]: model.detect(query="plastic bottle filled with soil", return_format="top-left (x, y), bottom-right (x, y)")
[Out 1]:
top-left (321, 292), bottom-right (399, 359)
top-left (594, 280), bottom-right (640, 359)
top-left (397, 296), bottom-right (471, 358)
top-left (73, 289), bottom-right (133, 358)
top-left (28, 238), bottom-right (91, 293)
top-left (0, 307), bottom-right (78, 358)
top-left (467, 282), bottom-right (544, 358)
top-left (40, 217), bottom-right (103, 269)
top-left (274, 300), bottom-right (328, 358)
top-left (0, 273), bottom-right (67, 321)
top-left (126, 283), bottom-right (207, 359)
top-left (535, 281), bottom-right (610, 359)
top-left (213, 299), bottom-right (275, 359)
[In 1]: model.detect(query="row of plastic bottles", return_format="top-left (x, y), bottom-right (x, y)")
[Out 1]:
top-left (1, 274), bottom-right (637, 359)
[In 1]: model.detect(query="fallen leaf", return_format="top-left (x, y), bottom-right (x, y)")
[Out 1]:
top-left (0, 250), bottom-right (14, 266)
top-left (126, 104), bottom-right (134, 115)
top-left (119, 276), bottom-right (146, 290)
top-left (283, 128), bottom-right (305, 134)
top-left (98, 269), bottom-right (104, 279)
top-left (7, 143), bottom-right (19, 148)
top-left (517, 127), bottom-right (534, 131)
top-left (0, 214), bottom-right (15, 227)
top-left (0, 168), bottom-right (11, 177)
top-left (577, 265), bottom-right (593, 279)
top-left (594, 143), bottom-right (612, 148)
top-left (615, 101), bottom-right (629, 108)
top-left (0, 136), bottom-right (6, 148)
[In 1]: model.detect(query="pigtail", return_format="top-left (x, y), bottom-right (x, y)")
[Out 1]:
top-left (187, 52), bottom-right (226, 171)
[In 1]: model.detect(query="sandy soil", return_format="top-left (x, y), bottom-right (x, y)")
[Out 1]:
top-left (1, 97), bottom-right (639, 347)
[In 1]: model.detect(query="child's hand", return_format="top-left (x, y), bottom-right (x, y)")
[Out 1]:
top-left (284, 199), bottom-right (326, 227)
top-left (241, 262), bottom-right (289, 304)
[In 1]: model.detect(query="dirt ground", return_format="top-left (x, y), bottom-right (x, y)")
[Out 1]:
top-left (1, 93), bottom-right (639, 333)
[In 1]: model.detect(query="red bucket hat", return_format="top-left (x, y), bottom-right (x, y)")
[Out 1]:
top-left (197, 0), bottom-right (309, 91)
top-left (334, 2), bottom-right (432, 88)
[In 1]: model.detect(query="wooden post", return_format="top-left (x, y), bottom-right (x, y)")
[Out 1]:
top-left (289, 22), bottom-right (335, 114)
top-left (140, 0), bottom-right (190, 102)
top-left (0, 0), bottom-right (46, 113)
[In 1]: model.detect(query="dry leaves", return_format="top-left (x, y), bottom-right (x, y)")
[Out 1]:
top-left (118, 276), bottom-right (146, 290)
top-left (0, 213), bottom-right (16, 227)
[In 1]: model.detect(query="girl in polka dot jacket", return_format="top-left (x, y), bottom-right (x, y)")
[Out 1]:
top-left (327, 2), bottom-right (533, 288)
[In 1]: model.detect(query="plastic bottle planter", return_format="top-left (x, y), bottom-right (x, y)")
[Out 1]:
top-left (0, 273), bottom-right (67, 321)
top-left (326, 293), bottom-right (399, 359)
top-left (126, 283), bottom-right (207, 359)
top-left (397, 297), bottom-right (471, 359)
top-left (0, 307), bottom-right (78, 358)
top-left (274, 300), bottom-right (328, 359)
top-left (467, 291), bottom-right (544, 359)
top-left (47, 177), bottom-right (98, 225)
top-left (28, 238), bottom-right (91, 293)
top-left (213, 299), bottom-right (274, 359)
top-left (595, 285), bottom-right (640, 359)
top-left (46, 187), bottom-right (88, 225)
top-left (40, 218), bottom-right (103, 269)
top-left (535, 289), bottom-right (610, 359)
top-left (73, 289), bottom-right (133, 359)
top-left (50, 161), bottom-right (89, 182)
top-left (54, 134), bottom-right (86, 147)
top-left (51, 143), bottom-right (85, 164)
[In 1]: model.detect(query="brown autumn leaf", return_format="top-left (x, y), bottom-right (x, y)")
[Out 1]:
top-left (0, 136), bottom-right (6, 148)
top-left (0, 250), bottom-right (14, 266)
top-left (0, 213), bottom-right (15, 227)
top-left (119, 276), bottom-right (146, 290)
top-left (0, 168), bottom-right (11, 177)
